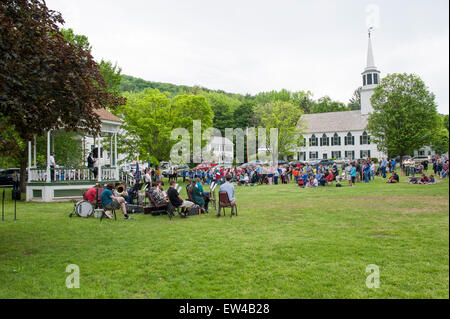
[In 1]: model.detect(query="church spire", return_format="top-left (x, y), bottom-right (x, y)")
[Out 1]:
top-left (366, 28), bottom-right (376, 70)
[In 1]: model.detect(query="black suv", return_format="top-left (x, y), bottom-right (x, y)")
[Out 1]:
top-left (0, 168), bottom-right (20, 186)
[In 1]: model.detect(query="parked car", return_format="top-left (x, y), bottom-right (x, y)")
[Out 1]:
top-left (194, 162), bottom-right (219, 171)
top-left (0, 168), bottom-right (21, 186)
top-left (277, 160), bottom-right (289, 165)
top-left (289, 161), bottom-right (306, 166)
top-left (317, 160), bottom-right (335, 166)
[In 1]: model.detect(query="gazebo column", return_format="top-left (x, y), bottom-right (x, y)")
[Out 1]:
top-left (33, 135), bottom-right (37, 167)
top-left (28, 141), bottom-right (32, 183)
top-left (114, 133), bottom-right (118, 180)
top-left (110, 134), bottom-right (113, 166)
top-left (46, 130), bottom-right (51, 183)
top-left (97, 135), bottom-right (102, 182)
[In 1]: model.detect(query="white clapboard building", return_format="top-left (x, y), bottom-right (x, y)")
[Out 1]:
top-left (297, 33), bottom-right (386, 161)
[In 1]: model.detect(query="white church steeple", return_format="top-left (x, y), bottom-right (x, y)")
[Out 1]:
top-left (360, 28), bottom-right (381, 115)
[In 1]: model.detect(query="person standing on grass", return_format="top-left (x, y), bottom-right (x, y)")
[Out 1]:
top-left (345, 163), bottom-right (352, 186)
top-left (370, 161), bottom-right (376, 181)
top-left (101, 182), bottom-right (131, 220)
top-left (350, 163), bottom-right (357, 187)
top-left (363, 162), bottom-right (371, 183)
top-left (380, 158), bottom-right (388, 178)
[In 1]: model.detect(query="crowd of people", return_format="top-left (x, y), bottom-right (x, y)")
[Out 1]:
top-left (85, 154), bottom-right (448, 219)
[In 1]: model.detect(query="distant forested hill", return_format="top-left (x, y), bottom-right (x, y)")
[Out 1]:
top-left (119, 75), bottom-right (249, 100)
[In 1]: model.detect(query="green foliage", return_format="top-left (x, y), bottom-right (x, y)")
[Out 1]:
top-left (116, 89), bottom-right (213, 163)
top-left (441, 114), bottom-right (449, 132)
top-left (201, 91), bottom-right (241, 133)
top-left (430, 117), bottom-right (449, 154)
top-left (35, 131), bottom-right (83, 168)
top-left (253, 101), bottom-right (304, 158)
top-left (311, 96), bottom-right (350, 113)
top-left (348, 87), bottom-right (362, 110)
top-left (61, 28), bottom-right (92, 52)
top-left (99, 60), bottom-right (122, 96)
top-left (367, 73), bottom-right (439, 157)
top-left (233, 101), bottom-right (256, 129)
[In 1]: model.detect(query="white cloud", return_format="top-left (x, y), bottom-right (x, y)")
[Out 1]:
top-left (46, 0), bottom-right (449, 114)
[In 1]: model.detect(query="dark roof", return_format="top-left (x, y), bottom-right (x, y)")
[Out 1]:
top-left (93, 108), bottom-right (122, 123)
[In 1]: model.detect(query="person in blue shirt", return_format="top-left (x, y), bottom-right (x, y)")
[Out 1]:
top-left (350, 163), bottom-right (357, 186)
top-left (380, 158), bottom-right (388, 178)
top-left (217, 175), bottom-right (236, 217)
top-left (101, 182), bottom-right (131, 220)
top-left (391, 159), bottom-right (397, 172)
top-left (363, 163), bottom-right (371, 183)
top-left (183, 170), bottom-right (187, 182)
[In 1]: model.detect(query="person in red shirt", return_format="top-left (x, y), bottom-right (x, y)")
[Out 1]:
top-left (85, 184), bottom-right (100, 204)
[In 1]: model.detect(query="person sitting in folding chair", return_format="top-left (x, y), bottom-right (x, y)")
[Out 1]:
top-left (167, 180), bottom-right (195, 218)
top-left (102, 182), bottom-right (131, 220)
top-left (217, 175), bottom-right (236, 217)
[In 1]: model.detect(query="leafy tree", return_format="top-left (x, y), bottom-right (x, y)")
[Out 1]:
top-left (311, 96), bottom-right (350, 113)
top-left (348, 87), bottom-right (362, 110)
top-left (431, 127), bottom-right (449, 155)
top-left (99, 60), bottom-right (123, 96)
top-left (115, 89), bottom-right (213, 164)
top-left (233, 101), bottom-right (255, 129)
top-left (441, 114), bottom-right (449, 132)
top-left (0, 0), bottom-right (124, 191)
top-left (253, 101), bottom-right (304, 161)
top-left (61, 28), bottom-right (92, 52)
top-left (367, 73), bottom-right (439, 158)
top-left (202, 91), bottom-right (240, 134)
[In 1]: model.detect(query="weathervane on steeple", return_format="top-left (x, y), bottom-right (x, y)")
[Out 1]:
top-left (368, 27), bottom-right (374, 39)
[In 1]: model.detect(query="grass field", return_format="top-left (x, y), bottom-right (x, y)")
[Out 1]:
top-left (0, 174), bottom-right (448, 299)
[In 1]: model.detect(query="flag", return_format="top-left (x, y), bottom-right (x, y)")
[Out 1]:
top-left (136, 155), bottom-right (140, 179)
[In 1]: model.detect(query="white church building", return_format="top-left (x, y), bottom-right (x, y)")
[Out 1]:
top-left (297, 33), bottom-right (386, 162)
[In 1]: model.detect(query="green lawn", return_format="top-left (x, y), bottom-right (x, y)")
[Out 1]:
top-left (0, 174), bottom-right (448, 299)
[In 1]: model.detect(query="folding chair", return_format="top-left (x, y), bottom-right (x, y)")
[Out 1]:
top-left (209, 182), bottom-right (217, 211)
top-left (218, 192), bottom-right (238, 218)
top-left (146, 192), bottom-right (169, 216)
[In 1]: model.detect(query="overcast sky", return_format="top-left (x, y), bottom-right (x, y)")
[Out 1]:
top-left (46, 0), bottom-right (449, 114)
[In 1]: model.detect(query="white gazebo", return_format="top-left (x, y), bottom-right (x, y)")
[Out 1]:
top-left (26, 109), bottom-right (122, 202)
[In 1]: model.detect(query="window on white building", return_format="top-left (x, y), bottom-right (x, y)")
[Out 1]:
top-left (374, 73), bottom-right (379, 84)
top-left (331, 133), bottom-right (341, 146)
top-left (323, 153), bottom-right (328, 159)
top-left (344, 132), bottom-right (355, 145)
top-left (309, 134), bottom-right (318, 147)
top-left (309, 152), bottom-right (318, 160)
top-left (345, 151), bottom-right (355, 160)
top-left (360, 150), bottom-right (371, 158)
top-left (299, 152), bottom-right (306, 161)
top-left (360, 131), bottom-right (370, 145)
top-left (320, 134), bottom-right (329, 146)
top-left (332, 151), bottom-right (342, 159)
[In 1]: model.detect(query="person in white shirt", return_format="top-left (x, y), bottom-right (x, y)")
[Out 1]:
top-left (144, 168), bottom-right (152, 189)
top-left (49, 152), bottom-right (56, 181)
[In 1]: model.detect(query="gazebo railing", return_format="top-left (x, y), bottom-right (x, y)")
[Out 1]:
top-left (29, 167), bottom-right (118, 183)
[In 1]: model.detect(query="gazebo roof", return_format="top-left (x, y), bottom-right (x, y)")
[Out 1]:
top-left (94, 108), bottom-right (122, 123)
